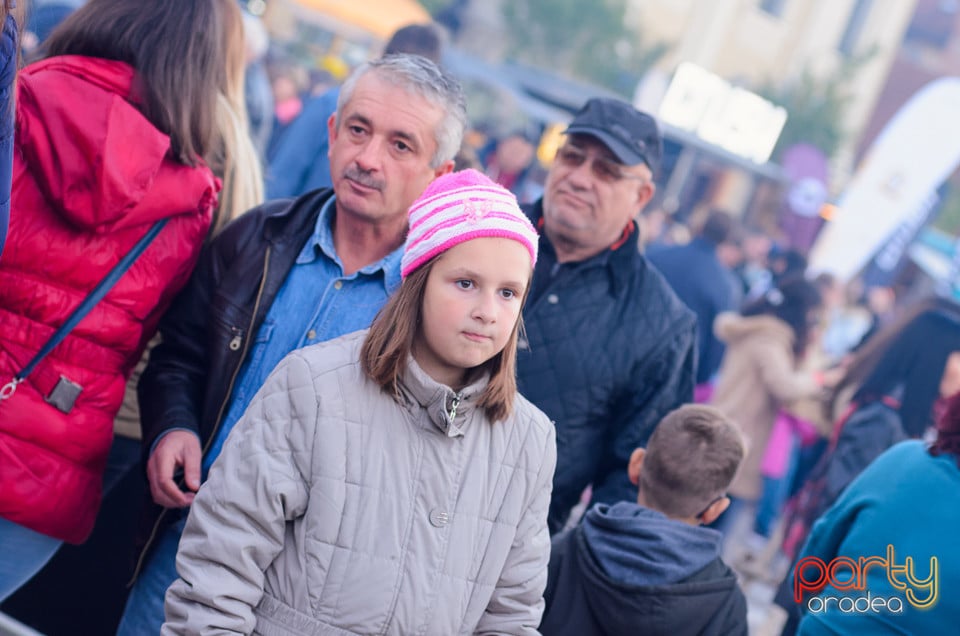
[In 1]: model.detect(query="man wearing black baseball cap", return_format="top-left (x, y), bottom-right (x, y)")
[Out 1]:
top-left (517, 97), bottom-right (697, 533)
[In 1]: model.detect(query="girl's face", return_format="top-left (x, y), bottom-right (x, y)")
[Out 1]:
top-left (940, 351), bottom-right (960, 398)
top-left (414, 237), bottom-right (530, 389)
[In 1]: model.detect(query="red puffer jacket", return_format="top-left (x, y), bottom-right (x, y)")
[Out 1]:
top-left (0, 56), bottom-right (218, 543)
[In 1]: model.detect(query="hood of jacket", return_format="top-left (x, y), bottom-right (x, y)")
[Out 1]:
top-left (714, 312), bottom-right (794, 349)
top-left (575, 502), bottom-right (741, 634)
top-left (16, 55), bottom-right (218, 232)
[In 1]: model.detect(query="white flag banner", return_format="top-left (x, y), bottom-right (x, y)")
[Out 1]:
top-left (808, 77), bottom-right (960, 282)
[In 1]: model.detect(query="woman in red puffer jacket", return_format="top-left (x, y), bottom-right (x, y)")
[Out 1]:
top-left (0, 0), bottom-right (258, 602)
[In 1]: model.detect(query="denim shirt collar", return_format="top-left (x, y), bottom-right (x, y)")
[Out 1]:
top-left (296, 196), bottom-right (403, 294)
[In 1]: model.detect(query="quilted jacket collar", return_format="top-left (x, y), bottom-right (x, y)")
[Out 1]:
top-left (399, 356), bottom-right (489, 437)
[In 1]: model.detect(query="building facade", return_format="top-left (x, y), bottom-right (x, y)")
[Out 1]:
top-left (629, 0), bottom-right (918, 190)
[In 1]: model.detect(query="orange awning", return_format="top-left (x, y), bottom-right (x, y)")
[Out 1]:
top-left (293, 0), bottom-right (431, 39)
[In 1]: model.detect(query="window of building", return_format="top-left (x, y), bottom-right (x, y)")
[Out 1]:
top-left (838, 0), bottom-right (874, 55)
top-left (759, 0), bottom-right (788, 17)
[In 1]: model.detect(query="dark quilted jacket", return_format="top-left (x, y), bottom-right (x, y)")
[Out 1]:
top-left (517, 201), bottom-right (697, 533)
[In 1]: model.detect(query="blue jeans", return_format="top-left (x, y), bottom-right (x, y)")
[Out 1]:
top-left (115, 514), bottom-right (187, 635)
top-left (755, 440), bottom-right (799, 537)
top-left (0, 517), bottom-right (62, 603)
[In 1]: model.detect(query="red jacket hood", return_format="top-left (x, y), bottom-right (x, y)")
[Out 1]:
top-left (16, 55), bottom-right (219, 231)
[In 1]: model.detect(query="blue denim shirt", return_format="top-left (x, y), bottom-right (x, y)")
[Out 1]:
top-left (202, 196), bottom-right (402, 472)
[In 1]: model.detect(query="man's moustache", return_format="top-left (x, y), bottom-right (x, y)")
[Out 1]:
top-left (344, 167), bottom-right (385, 191)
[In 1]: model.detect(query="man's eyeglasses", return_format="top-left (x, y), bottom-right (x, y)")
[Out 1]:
top-left (554, 145), bottom-right (647, 184)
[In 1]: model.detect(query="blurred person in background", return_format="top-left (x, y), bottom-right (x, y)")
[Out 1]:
top-left (0, 0), bottom-right (249, 603)
top-left (746, 273), bottom-right (849, 561)
top-left (637, 206), bottom-right (668, 249)
top-left (715, 221), bottom-right (745, 306)
top-left (648, 209), bottom-right (743, 394)
top-left (734, 225), bottom-right (773, 299)
top-left (0, 0), bottom-right (22, 258)
top-left (266, 64), bottom-right (305, 150)
top-left (480, 123), bottom-right (546, 204)
top-left (19, 0), bottom-right (77, 60)
top-left (308, 65), bottom-right (340, 97)
top-left (769, 247), bottom-right (808, 286)
top-left (816, 274), bottom-right (873, 365)
top-left (846, 284), bottom-right (897, 353)
top-left (241, 9), bottom-right (273, 162)
top-left (266, 22), bottom-right (444, 199)
top-left (708, 275), bottom-right (842, 544)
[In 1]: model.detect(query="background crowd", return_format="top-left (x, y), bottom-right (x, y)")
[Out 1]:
top-left (0, 2), bottom-right (958, 636)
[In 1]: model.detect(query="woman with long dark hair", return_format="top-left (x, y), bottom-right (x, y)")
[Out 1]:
top-left (782, 308), bottom-right (960, 556)
top-left (0, 0), bottom-right (255, 602)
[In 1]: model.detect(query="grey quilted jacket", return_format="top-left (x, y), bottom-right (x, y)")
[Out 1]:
top-left (162, 330), bottom-right (556, 635)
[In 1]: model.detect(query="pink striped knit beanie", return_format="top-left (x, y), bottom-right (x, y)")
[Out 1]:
top-left (401, 169), bottom-right (539, 278)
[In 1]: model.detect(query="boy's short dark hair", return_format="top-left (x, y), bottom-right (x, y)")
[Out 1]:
top-left (640, 405), bottom-right (745, 518)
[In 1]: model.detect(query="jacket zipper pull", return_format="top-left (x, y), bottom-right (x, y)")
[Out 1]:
top-left (228, 328), bottom-right (243, 351)
top-left (448, 392), bottom-right (462, 422)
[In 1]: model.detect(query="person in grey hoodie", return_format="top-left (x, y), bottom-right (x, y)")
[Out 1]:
top-left (541, 404), bottom-right (749, 636)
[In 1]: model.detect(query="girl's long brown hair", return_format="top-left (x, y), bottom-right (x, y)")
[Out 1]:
top-left (360, 257), bottom-right (530, 423)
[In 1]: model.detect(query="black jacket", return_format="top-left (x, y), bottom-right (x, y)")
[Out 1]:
top-left (541, 503), bottom-right (747, 636)
top-left (518, 201), bottom-right (697, 533)
top-left (132, 189), bottom-right (333, 574)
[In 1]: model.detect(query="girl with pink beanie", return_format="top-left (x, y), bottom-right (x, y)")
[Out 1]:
top-left (162, 170), bottom-right (556, 635)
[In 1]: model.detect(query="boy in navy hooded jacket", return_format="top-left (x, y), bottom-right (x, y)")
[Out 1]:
top-left (541, 404), bottom-right (749, 636)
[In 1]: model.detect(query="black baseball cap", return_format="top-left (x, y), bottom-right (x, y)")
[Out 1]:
top-left (565, 97), bottom-right (663, 174)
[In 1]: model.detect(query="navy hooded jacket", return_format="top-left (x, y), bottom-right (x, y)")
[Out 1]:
top-left (541, 503), bottom-right (748, 636)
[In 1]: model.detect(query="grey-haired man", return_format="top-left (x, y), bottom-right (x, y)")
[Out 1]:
top-left (118, 55), bottom-right (466, 634)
